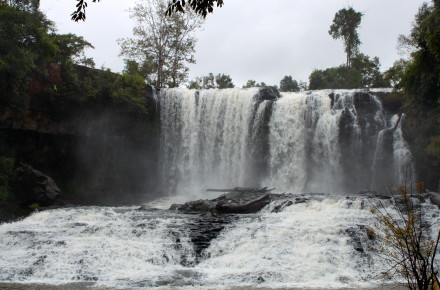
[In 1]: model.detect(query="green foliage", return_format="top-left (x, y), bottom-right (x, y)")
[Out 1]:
top-left (370, 183), bottom-right (440, 290)
top-left (111, 74), bottom-right (148, 114)
top-left (329, 7), bottom-right (363, 67)
top-left (309, 53), bottom-right (388, 90)
top-left (309, 65), bottom-right (362, 90)
top-left (123, 59), bottom-right (153, 84)
top-left (0, 4), bottom-right (56, 104)
top-left (310, 7), bottom-right (387, 90)
top-left (351, 53), bottom-right (388, 88)
top-left (0, 3), bottom-right (97, 110)
top-left (384, 59), bottom-right (410, 89)
top-left (187, 73), bottom-right (235, 89)
top-left (50, 33), bottom-right (94, 65)
top-left (187, 79), bottom-right (201, 89)
top-left (215, 73), bottom-right (234, 89)
top-left (119, 0), bottom-right (203, 87)
top-left (399, 1), bottom-right (440, 108)
top-left (279, 75), bottom-right (299, 92)
top-left (1, 0), bottom-right (40, 12)
top-left (242, 80), bottom-right (267, 89)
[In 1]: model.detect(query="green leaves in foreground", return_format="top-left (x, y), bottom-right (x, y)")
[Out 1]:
top-left (370, 183), bottom-right (440, 290)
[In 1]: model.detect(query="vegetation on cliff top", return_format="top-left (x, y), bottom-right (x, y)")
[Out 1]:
top-left (0, 1), bottom-right (153, 116)
top-left (118, 0), bottom-right (203, 88)
top-left (309, 7), bottom-right (388, 90)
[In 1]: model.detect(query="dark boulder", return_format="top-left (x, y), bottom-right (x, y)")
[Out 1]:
top-left (170, 199), bottom-right (218, 213)
top-left (13, 164), bottom-right (60, 206)
top-left (170, 190), bottom-right (275, 214)
top-left (216, 194), bottom-right (272, 214)
top-left (352, 92), bottom-right (379, 115)
top-left (255, 86), bottom-right (280, 101)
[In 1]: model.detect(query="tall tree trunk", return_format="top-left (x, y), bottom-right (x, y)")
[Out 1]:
top-left (157, 52), bottom-right (163, 87)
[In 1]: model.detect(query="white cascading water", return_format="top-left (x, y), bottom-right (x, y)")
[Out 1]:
top-left (160, 88), bottom-right (262, 198)
top-left (267, 90), bottom-right (343, 192)
top-left (1, 195), bottom-right (438, 288)
top-left (392, 114), bottom-right (416, 183)
top-left (160, 88), bottom-right (414, 196)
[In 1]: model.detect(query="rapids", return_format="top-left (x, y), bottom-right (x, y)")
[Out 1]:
top-left (1, 194), bottom-right (438, 289)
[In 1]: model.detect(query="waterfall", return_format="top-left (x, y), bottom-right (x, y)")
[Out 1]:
top-left (159, 88), bottom-right (414, 196)
top-left (159, 88), bottom-right (264, 197)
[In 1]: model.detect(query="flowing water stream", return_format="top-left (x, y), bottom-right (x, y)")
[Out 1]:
top-left (2, 194), bottom-right (438, 289)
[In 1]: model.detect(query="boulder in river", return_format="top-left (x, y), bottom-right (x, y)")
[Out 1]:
top-left (13, 164), bottom-right (60, 206)
top-left (170, 187), bottom-right (276, 214)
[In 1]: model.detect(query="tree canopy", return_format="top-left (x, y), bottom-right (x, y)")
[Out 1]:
top-left (399, 0), bottom-right (440, 108)
top-left (308, 54), bottom-right (387, 90)
top-left (0, 3), bottom-right (93, 104)
top-left (279, 76), bottom-right (299, 92)
top-left (242, 80), bottom-right (267, 89)
top-left (119, 0), bottom-right (203, 88)
top-left (329, 7), bottom-right (363, 67)
top-left (187, 73), bottom-right (234, 89)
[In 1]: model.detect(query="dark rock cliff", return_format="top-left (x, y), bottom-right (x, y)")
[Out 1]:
top-left (0, 68), bottom-right (161, 210)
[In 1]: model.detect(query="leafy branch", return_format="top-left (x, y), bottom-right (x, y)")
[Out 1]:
top-left (369, 183), bottom-right (440, 290)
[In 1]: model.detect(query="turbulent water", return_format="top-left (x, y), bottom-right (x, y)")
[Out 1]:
top-left (159, 88), bottom-right (414, 197)
top-left (1, 195), bottom-right (438, 289)
top-left (0, 88), bottom-right (426, 289)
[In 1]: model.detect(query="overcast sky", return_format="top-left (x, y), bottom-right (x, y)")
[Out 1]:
top-left (40, 0), bottom-right (425, 87)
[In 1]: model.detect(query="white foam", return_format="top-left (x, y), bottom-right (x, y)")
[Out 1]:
top-left (2, 195), bottom-right (437, 288)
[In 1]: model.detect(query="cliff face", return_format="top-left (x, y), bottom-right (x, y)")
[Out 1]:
top-left (0, 68), bottom-right (161, 207)
top-left (374, 92), bottom-right (439, 191)
top-left (401, 112), bottom-right (440, 191)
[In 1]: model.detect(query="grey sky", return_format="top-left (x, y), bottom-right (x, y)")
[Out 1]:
top-left (40, 0), bottom-right (425, 87)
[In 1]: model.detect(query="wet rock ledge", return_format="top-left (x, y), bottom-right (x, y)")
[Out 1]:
top-left (170, 187), bottom-right (292, 214)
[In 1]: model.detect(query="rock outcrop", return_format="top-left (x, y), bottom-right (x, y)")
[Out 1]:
top-left (13, 164), bottom-right (60, 206)
top-left (170, 187), bottom-right (277, 214)
top-left (255, 86), bottom-right (280, 101)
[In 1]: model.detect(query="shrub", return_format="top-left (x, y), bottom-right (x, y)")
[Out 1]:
top-left (370, 183), bottom-right (440, 290)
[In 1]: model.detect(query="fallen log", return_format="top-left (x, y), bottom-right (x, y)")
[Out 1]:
top-left (206, 187), bottom-right (275, 193)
